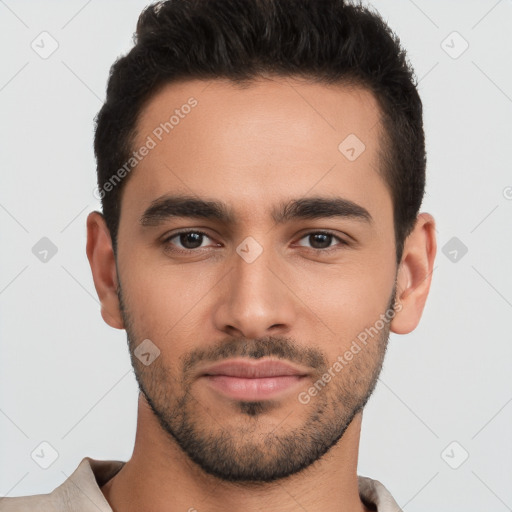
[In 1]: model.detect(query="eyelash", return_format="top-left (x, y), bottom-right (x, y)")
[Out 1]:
top-left (162, 229), bottom-right (349, 255)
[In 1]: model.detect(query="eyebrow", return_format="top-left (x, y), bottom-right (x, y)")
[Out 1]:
top-left (139, 194), bottom-right (373, 227)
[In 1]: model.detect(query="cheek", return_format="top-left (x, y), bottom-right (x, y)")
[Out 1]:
top-left (119, 233), bottom-right (395, 356)
top-left (120, 259), bottom-right (218, 348)
top-left (292, 255), bottom-right (395, 346)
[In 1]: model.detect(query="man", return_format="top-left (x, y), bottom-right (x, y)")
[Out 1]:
top-left (1, 0), bottom-right (436, 510)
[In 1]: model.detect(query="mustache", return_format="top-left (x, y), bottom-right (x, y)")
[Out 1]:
top-left (182, 336), bottom-right (328, 375)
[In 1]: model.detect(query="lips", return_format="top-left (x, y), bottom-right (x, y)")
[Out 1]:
top-left (199, 359), bottom-right (309, 401)
top-left (202, 360), bottom-right (306, 378)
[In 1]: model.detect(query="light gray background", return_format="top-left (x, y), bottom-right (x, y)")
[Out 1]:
top-left (1, 0), bottom-right (511, 510)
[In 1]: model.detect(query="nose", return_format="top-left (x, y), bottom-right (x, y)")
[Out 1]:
top-left (212, 239), bottom-right (297, 340)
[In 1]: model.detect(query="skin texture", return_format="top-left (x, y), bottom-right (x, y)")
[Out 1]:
top-left (86, 76), bottom-right (436, 512)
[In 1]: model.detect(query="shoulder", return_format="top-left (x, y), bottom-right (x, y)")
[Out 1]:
top-left (358, 475), bottom-right (403, 512)
top-left (0, 457), bottom-right (125, 512)
top-left (0, 492), bottom-right (58, 511)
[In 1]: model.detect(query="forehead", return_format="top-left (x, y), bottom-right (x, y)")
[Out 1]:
top-left (135, 76), bottom-right (383, 156)
top-left (122, 76), bottom-right (390, 227)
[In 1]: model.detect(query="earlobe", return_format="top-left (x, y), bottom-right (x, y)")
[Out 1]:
top-left (390, 213), bottom-right (437, 335)
top-left (86, 211), bottom-right (125, 330)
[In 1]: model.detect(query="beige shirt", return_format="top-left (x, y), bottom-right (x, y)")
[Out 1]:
top-left (0, 457), bottom-right (403, 511)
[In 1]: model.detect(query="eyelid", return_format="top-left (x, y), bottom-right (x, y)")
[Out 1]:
top-left (162, 229), bottom-right (218, 250)
top-left (162, 228), bottom-right (350, 254)
top-left (293, 230), bottom-right (349, 252)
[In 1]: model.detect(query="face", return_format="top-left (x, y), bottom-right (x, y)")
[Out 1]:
top-left (114, 77), bottom-right (398, 482)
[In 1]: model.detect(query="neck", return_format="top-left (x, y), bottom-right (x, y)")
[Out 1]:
top-left (101, 394), bottom-right (371, 512)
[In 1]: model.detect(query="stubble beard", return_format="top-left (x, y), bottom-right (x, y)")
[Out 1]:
top-left (119, 286), bottom-right (395, 483)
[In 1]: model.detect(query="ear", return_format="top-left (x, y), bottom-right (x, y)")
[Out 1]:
top-left (86, 211), bottom-right (125, 330)
top-left (390, 212), bottom-right (437, 334)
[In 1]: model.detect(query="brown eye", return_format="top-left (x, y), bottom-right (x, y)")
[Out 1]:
top-left (163, 230), bottom-right (216, 252)
top-left (177, 232), bottom-right (205, 249)
top-left (296, 231), bottom-right (348, 251)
